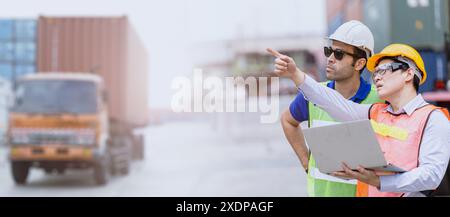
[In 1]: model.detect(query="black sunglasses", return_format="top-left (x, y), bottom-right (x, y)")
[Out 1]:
top-left (324, 46), bottom-right (359, 60)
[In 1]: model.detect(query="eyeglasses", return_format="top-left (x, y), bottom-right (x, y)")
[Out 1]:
top-left (372, 62), bottom-right (409, 80)
top-left (324, 46), bottom-right (359, 60)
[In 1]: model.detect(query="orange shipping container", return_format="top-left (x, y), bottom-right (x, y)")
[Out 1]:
top-left (37, 16), bottom-right (148, 127)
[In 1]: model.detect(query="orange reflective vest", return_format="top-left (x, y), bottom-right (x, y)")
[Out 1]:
top-left (356, 103), bottom-right (450, 197)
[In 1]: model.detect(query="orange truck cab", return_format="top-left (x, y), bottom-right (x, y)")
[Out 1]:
top-left (8, 73), bottom-right (141, 185)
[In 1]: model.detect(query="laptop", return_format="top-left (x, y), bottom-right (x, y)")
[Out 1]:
top-left (302, 119), bottom-right (406, 174)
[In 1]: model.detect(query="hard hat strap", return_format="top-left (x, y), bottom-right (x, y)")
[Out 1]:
top-left (396, 56), bottom-right (423, 82)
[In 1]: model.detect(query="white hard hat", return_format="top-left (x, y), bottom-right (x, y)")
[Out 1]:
top-left (327, 20), bottom-right (375, 58)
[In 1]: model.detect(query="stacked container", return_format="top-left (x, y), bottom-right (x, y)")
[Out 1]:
top-left (0, 19), bottom-right (37, 83)
top-left (326, 0), bottom-right (449, 92)
top-left (363, 0), bottom-right (449, 52)
top-left (326, 0), bottom-right (372, 82)
top-left (326, 0), bottom-right (364, 36)
top-left (363, 0), bottom-right (449, 92)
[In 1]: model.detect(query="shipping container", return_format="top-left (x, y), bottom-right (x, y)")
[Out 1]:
top-left (14, 42), bottom-right (36, 63)
top-left (14, 20), bottom-right (37, 41)
top-left (0, 42), bottom-right (13, 61)
top-left (328, 0), bottom-right (450, 51)
top-left (0, 19), bottom-right (37, 83)
top-left (0, 41), bottom-right (36, 64)
top-left (326, 0), bottom-right (374, 82)
top-left (0, 20), bottom-right (13, 41)
top-left (326, 0), bottom-right (345, 23)
top-left (326, 0), bottom-right (363, 36)
top-left (0, 64), bottom-right (12, 80)
top-left (0, 63), bottom-right (35, 82)
top-left (344, 0), bottom-right (363, 25)
top-left (418, 50), bottom-right (447, 92)
top-left (37, 16), bottom-right (149, 127)
top-left (363, 0), bottom-right (449, 52)
top-left (326, 0), bottom-right (449, 90)
top-left (362, 0), bottom-right (390, 53)
top-left (362, 0), bottom-right (449, 92)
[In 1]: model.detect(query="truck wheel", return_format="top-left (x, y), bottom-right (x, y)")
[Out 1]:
top-left (94, 158), bottom-right (108, 185)
top-left (44, 168), bottom-right (53, 175)
top-left (133, 135), bottom-right (145, 160)
top-left (110, 157), bottom-right (129, 176)
top-left (120, 157), bottom-right (130, 175)
top-left (11, 161), bottom-right (30, 185)
top-left (108, 148), bottom-right (117, 176)
top-left (56, 168), bottom-right (65, 175)
top-left (138, 136), bottom-right (145, 160)
top-left (115, 148), bottom-right (130, 176)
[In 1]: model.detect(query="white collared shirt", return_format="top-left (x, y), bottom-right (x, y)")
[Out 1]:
top-left (298, 75), bottom-right (450, 197)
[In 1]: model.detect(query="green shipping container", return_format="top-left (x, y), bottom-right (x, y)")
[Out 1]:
top-left (363, 0), bottom-right (449, 52)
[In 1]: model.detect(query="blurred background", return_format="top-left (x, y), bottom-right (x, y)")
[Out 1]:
top-left (0, 0), bottom-right (449, 196)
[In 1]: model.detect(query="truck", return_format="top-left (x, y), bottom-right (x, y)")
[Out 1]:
top-left (7, 16), bottom-right (148, 185)
top-left (9, 73), bottom-right (145, 185)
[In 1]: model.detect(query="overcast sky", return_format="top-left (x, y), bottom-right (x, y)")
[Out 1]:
top-left (0, 0), bottom-right (326, 108)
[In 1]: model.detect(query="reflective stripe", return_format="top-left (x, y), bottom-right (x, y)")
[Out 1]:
top-left (309, 167), bottom-right (357, 185)
top-left (370, 119), bottom-right (408, 141)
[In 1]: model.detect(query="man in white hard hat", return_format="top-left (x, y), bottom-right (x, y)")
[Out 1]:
top-left (273, 20), bottom-right (383, 197)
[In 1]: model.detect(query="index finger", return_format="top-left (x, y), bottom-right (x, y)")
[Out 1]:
top-left (266, 48), bottom-right (282, 58)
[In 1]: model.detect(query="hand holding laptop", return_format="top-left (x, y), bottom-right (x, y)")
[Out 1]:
top-left (302, 120), bottom-right (406, 175)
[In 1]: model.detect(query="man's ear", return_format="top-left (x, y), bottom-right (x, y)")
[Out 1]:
top-left (403, 68), bottom-right (415, 82)
top-left (354, 58), bottom-right (367, 71)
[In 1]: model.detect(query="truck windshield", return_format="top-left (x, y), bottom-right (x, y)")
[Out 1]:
top-left (13, 79), bottom-right (98, 114)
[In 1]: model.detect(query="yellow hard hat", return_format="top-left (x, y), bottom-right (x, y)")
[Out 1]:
top-left (367, 44), bottom-right (427, 85)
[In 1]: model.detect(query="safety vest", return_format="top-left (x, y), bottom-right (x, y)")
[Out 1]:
top-left (307, 82), bottom-right (382, 197)
top-left (356, 103), bottom-right (450, 197)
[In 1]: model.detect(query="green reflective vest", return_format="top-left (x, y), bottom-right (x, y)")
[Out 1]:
top-left (306, 82), bottom-right (382, 197)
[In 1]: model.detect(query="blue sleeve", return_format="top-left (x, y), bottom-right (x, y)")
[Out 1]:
top-left (289, 92), bottom-right (309, 122)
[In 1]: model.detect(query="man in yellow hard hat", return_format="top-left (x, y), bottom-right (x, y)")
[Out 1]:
top-left (268, 43), bottom-right (450, 197)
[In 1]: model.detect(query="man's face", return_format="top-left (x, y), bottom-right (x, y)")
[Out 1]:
top-left (372, 59), bottom-right (407, 100)
top-left (325, 40), bottom-right (359, 81)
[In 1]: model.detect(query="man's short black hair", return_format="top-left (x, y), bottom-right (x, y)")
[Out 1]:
top-left (413, 75), bottom-right (420, 93)
top-left (352, 47), bottom-right (368, 74)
